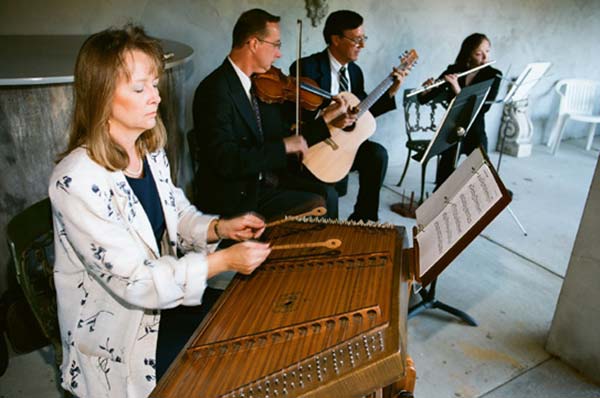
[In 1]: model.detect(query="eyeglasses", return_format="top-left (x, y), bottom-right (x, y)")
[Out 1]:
top-left (341, 35), bottom-right (368, 46)
top-left (257, 38), bottom-right (282, 50)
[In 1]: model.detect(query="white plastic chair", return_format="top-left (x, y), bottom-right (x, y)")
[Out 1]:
top-left (547, 79), bottom-right (600, 154)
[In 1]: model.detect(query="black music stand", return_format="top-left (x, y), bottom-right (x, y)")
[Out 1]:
top-left (409, 79), bottom-right (494, 326)
top-left (419, 79), bottom-right (495, 175)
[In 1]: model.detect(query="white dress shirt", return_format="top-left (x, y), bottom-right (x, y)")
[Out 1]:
top-left (328, 49), bottom-right (351, 94)
top-left (228, 56), bottom-right (252, 101)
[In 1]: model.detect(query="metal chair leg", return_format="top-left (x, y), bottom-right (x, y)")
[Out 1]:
top-left (397, 149), bottom-right (412, 187)
top-left (419, 160), bottom-right (428, 203)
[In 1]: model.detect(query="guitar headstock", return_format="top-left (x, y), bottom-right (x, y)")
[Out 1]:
top-left (399, 49), bottom-right (419, 70)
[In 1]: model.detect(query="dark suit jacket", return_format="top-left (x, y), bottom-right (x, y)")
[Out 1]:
top-left (192, 59), bottom-right (289, 216)
top-left (192, 59), bottom-right (329, 216)
top-left (418, 64), bottom-right (502, 152)
top-left (290, 49), bottom-right (397, 145)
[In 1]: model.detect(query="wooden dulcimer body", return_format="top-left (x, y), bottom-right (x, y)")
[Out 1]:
top-left (152, 219), bottom-right (415, 398)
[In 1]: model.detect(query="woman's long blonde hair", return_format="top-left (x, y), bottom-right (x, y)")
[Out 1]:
top-left (59, 24), bottom-right (167, 170)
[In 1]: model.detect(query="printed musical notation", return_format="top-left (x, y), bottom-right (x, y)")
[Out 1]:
top-left (416, 149), bottom-right (503, 275)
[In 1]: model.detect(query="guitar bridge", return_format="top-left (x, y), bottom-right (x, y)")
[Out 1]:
top-left (324, 138), bottom-right (339, 150)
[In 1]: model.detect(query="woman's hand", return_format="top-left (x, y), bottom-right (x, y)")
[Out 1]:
top-left (418, 77), bottom-right (436, 97)
top-left (207, 240), bottom-right (271, 278)
top-left (443, 73), bottom-right (461, 95)
top-left (422, 77), bottom-right (435, 87)
top-left (211, 213), bottom-right (266, 242)
top-left (222, 241), bottom-right (271, 275)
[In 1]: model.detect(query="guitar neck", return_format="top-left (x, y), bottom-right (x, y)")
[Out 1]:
top-left (354, 49), bottom-right (418, 118)
top-left (356, 75), bottom-right (395, 118)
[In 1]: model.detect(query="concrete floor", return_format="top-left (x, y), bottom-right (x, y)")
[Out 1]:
top-left (1, 139), bottom-right (600, 397)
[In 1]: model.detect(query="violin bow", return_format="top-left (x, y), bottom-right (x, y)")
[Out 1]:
top-left (295, 19), bottom-right (302, 137)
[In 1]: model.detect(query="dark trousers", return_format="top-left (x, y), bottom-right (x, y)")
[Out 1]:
top-left (435, 130), bottom-right (488, 188)
top-left (155, 287), bottom-right (223, 381)
top-left (255, 183), bottom-right (326, 222)
top-left (348, 140), bottom-right (388, 222)
top-left (281, 140), bottom-right (387, 222)
top-left (279, 171), bottom-right (339, 219)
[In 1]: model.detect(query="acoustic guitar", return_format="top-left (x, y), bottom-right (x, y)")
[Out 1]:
top-left (302, 49), bottom-right (419, 183)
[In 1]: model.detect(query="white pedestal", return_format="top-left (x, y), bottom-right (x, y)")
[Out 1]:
top-left (497, 99), bottom-right (533, 157)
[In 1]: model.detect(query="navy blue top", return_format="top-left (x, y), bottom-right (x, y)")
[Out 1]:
top-left (126, 158), bottom-right (166, 248)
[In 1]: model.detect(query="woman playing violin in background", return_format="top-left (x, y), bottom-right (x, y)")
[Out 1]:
top-left (418, 33), bottom-right (502, 188)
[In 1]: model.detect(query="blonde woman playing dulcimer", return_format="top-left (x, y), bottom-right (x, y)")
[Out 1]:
top-left (417, 33), bottom-right (502, 188)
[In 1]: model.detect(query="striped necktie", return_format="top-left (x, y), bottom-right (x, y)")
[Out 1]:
top-left (250, 87), bottom-right (278, 187)
top-left (249, 87), bottom-right (264, 144)
top-left (338, 66), bottom-right (349, 93)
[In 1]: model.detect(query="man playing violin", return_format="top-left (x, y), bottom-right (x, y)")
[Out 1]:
top-left (192, 9), bottom-right (354, 222)
top-left (290, 10), bottom-right (408, 222)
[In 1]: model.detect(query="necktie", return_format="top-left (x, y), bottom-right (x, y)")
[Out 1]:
top-left (339, 66), bottom-right (349, 93)
top-left (250, 87), bottom-right (278, 187)
top-left (249, 88), bottom-right (264, 144)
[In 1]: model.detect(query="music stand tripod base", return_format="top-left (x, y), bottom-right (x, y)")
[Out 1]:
top-left (408, 279), bottom-right (477, 326)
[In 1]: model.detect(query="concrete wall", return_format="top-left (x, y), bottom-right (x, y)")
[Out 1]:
top-left (2, 0), bottom-right (599, 161)
top-left (1, 0), bottom-right (599, 290)
top-left (547, 155), bottom-right (600, 384)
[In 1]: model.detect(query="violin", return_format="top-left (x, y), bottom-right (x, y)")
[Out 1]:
top-left (252, 66), bottom-right (333, 112)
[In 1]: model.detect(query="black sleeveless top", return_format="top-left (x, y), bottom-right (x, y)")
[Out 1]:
top-left (125, 158), bottom-right (166, 248)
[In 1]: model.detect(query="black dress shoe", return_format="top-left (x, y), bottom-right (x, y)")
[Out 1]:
top-left (348, 213), bottom-right (377, 223)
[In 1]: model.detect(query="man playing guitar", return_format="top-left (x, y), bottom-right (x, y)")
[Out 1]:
top-left (290, 10), bottom-right (409, 222)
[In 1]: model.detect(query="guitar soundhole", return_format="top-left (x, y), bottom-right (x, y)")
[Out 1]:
top-left (342, 122), bottom-right (356, 132)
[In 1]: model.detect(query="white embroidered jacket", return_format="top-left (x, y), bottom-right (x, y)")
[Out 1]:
top-left (49, 147), bottom-right (216, 397)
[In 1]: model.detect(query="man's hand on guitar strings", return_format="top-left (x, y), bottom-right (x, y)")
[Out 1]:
top-left (322, 94), bottom-right (357, 129)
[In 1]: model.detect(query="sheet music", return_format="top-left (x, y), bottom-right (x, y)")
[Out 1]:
top-left (416, 150), bottom-right (503, 275)
top-left (505, 62), bottom-right (551, 103)
top-left (416, 148), bottom-right (488, 226)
